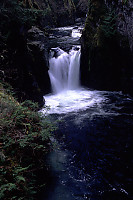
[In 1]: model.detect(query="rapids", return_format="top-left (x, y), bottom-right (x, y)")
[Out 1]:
top-left (40, 25), bottom-right (133, 200)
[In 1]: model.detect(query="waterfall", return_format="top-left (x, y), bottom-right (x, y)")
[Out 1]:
top-left (48, 47), bottom-right (81, 93)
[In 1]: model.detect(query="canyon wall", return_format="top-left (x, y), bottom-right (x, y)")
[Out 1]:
top-left (81, 0), bottom-right (133, 95)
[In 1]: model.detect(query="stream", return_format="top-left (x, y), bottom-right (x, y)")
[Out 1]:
top-left (40, 25), bottom-right (133, 200)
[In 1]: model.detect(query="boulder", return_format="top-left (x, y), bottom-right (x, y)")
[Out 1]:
top-left (27, 26), bottom-right (50, 95)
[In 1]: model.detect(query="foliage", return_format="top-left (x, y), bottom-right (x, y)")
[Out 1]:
top-left (0, 82), bottom-right (54, 200)
top-left (101, 9), bottom-right (117, 39)
top-left (84, 0), bottom-right (117, 49)
top-left (0, 0), bottom-right (51, 41)
top-left (72, 0), bottom-right (79, 5)
top-left (123, 0), bottom-right (128, 4)
top-left (0, 0), bottom-right (32, 31)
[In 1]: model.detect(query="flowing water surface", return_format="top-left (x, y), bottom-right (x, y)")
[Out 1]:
top-left (41, 89), bottom-right (133, 200)
top-left (40, 25), bottom-right (133, 200)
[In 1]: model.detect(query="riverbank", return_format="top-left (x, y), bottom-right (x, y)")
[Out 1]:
top-left (0, 82), bottom-right (54, 200)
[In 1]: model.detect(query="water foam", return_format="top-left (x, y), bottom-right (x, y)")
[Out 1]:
top-left (42, 88), bottom-right (106, 114)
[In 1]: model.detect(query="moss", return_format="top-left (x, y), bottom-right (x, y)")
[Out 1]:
top-left (81, 0), bottom-right (133, 93)
top-left (81, 0), bottom-right (121, 88)
top-left (83, 0), bottom-right (118, 50)
top-left (72, 0), bottom-right (79, 5)
top-left (20, 0), bottom-right (41, 9)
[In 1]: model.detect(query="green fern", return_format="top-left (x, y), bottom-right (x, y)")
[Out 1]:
top-left (0, 82), bottom-right (54, 200)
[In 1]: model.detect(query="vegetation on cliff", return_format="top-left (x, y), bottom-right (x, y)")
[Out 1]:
top-left (81, 0), bottom-right (133, 94)
top-left (0, 2), bottom-right (57, 199)
top-left (0, 82), bottom-right (54, 200)
top-left (0, 0), bottom-right (50, 105)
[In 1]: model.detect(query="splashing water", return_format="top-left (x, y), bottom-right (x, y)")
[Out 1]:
top-left (42, 45), bottom-right (107, 115)
top-left (71, 28), bottom-right (82, 38)
top-left (48, 47), bottom-right (81, 94)
top-left (42, 28), bottom-right (106, 115)
top-left (41, 89), bottom-right (108, 114)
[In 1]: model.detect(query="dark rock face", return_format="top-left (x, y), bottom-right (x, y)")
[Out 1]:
top-left (105, 0), bottom-right (133, 51)
top-left (81, 0), bottom-right (133, 95)
top-left (27, 26), bottom-right (50, 94)
top-left (0, 26), bottom-right (50, 106)
top-left (76, 0), bottom-right (89, 18)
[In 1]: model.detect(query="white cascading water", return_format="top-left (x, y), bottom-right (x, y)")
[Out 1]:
top-left (41, 27), bottom-right (106, 114)
top-left (48, 47), bottom-right (81, 93)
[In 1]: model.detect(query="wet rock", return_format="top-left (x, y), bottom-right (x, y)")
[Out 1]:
top-left (0, 70), bottom-right (4, 81)
top-left (27, 26), bottom-right (49, 64)
top-left (76, 0), bottom-right (89, 18)
top-left (27, 26), bottom-right (50, 96)
top-left (27, 26), bottom-right (47, 43)
top-left (48, 26), bottom-right (81, 51)
top-left (75, 18), bottom-right (82, 23)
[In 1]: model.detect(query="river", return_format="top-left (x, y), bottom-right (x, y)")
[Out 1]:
top-left (40, 25), bottom-right (133, 200)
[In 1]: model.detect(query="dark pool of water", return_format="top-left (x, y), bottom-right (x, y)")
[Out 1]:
top-left (40, 91), bottom-right (133, 200)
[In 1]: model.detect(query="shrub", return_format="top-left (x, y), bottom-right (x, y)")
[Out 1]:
top-left (0, 0), bottom-right (50, 42)
top-left (0, 82), bottom-right (54, 200)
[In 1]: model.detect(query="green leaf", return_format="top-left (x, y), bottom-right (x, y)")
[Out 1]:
top-left (16, 176), bottom-right (26, 183)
